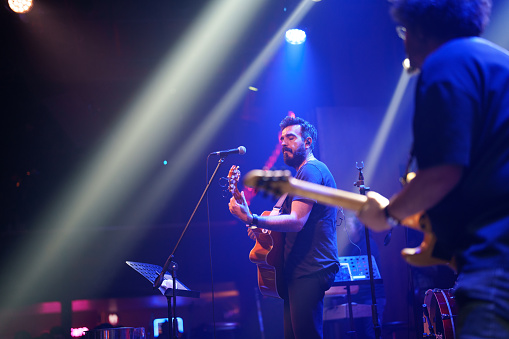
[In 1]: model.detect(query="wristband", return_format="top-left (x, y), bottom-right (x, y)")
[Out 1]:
top-left (384, 206), bottom-right (400, 228)
top-left (249, 214), bottom-right (259, 226)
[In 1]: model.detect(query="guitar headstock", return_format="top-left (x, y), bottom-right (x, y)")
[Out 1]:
top-left (227, 165), bottom-right (242, 201)
top-left (243, 169), bottom-right (292, 197)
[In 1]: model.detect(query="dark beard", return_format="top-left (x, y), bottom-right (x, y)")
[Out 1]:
top-left (283, 144), bottom-right (307, 169)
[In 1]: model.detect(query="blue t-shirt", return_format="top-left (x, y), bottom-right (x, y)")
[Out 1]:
top-left (282, 159), bottom-right (340, 280)
top-left (413, 37), bottom-right (509, 272)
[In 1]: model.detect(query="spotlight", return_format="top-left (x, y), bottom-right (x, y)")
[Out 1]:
top-left (285, 29), bottom-right (306, 45)
top-left (108, 313), bottom-right (119, 326)
top-left (402, 57), bottom-right (419, 74)
top-left (8, 0), bottom-right (33, 13)
top-left (402, 58), bottom-right (411, 70)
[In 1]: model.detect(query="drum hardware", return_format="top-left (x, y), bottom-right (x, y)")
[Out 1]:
top-left (422, 302), bottom-right (435, 337)
top-left (422, 288), bottom-right (457, 339)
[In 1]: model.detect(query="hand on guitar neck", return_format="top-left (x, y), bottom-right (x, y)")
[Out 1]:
top-left (227, 165), bottom-right (257, 240)
top-left (227, 166), bottom-right (252, 221)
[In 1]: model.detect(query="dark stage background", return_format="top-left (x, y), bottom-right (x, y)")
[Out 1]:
top-left (2, 0), bottom-right (505, 338)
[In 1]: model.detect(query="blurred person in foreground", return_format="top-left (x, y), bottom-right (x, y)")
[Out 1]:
top-left (358, 0), bottom-right (509, 338)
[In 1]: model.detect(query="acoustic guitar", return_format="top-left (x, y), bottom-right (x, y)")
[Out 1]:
top-left (227, 166), bottom-right (286, 299)
top-left (242, 169), bottom-right (456, 271)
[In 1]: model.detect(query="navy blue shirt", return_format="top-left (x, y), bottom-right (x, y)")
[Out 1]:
top-left (282, 159), bottom-right (340, 280)
top-left (413, 37), bottom-right (509, 272)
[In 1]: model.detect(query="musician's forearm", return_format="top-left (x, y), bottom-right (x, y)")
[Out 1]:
top-left (256, 213), bottom-right (304, 233)
top-left (388, 164), bottom-right (463, 221)
top-left (231, 209), bottom-right (302, 232)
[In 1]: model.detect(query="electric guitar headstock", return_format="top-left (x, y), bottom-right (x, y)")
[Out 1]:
top-left (243, 169), bottom-right (292, 198)
top-left (227, 165), bottom-right (243, 203)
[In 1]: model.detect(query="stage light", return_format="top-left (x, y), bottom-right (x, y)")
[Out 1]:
top-left (108, 313), bottom-right (119, 326)
top-left (402, 58), bottom-right (411, 71)
top-left (8, 0), bottom-right (33, 13)
top-left (285, 29), bottom-right (306, 45)
top-left (71, 327), bottom-right (89, 338)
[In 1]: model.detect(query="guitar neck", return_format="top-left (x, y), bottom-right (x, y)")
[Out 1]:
top-left (286, 177), bottom-right (367, 212)
top-left (231, 187), bottom-right (242, 204)
top-left (244, 170), bottom-right (451, 270)
top-left (284, 177), bottom-right (425, 233)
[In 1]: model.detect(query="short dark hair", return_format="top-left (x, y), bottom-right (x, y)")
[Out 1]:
top-left (279, 116), bottom-right (318, 152)
top-left (390, 0), bottom-right (492, 41)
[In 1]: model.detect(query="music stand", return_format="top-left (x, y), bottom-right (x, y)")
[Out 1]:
top-left (330, 256), bottom-right (383, 338)
top-left (127, 261), bottom-right (200, 335)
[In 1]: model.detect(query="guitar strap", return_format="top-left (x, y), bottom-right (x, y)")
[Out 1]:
top-left (270, 193), bottom-right (288, 216)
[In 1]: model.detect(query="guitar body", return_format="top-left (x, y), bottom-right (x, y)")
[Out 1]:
top-left (400, 212), bottom-right (456, 268)
top-left (227, 166), bottom-right (287, 299)
top-left (249, 211), bottom-right (286, 299)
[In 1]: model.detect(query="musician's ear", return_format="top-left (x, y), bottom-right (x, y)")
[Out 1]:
top-left (305, 137), bottom-right (312, 148)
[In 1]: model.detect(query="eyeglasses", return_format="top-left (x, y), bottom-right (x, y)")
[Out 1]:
top-left (396, 26), bottom-right (407, 40)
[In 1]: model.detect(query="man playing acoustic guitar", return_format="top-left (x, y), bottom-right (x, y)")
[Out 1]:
top-left (229, 116), bottom-right (340, 339)
top-left (358, 0), bottom-right (509, 338)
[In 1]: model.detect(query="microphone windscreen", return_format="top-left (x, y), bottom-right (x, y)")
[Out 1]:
top-left (238, 146), bottom-right (247, 155)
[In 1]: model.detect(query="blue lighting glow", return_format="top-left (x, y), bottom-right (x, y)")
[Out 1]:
top-left (154, 318), bottom-right (184, 337)
top-left (285, 29), bottom-right (306, 45)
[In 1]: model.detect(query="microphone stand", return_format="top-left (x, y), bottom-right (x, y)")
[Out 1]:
top-left (353, 162), bottom-right (382, 339)
top-left (153, 156), bottom-right (227, 339)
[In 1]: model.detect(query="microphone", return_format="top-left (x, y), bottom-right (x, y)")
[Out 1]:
top-left (210, 146), bottom-right (247, 157)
